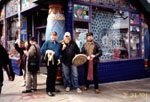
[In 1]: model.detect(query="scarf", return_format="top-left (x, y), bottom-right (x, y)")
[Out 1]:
top-left (85, 41), bottom-right (95, 81)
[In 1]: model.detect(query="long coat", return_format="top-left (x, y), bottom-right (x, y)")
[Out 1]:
top-left (0, 44), bottom-right (15, 82)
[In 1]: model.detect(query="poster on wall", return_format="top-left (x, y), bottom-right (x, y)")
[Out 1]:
top-left (75, 28), bottom-right (88, 51)
top-left (74, 4), bottom-right (89, 20)
top-left (130, 14), bottom-right (140, 25)
top-left (20, 16), bottom-right (27, 41)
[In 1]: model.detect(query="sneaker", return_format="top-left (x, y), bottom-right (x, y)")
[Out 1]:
top-left (20, 83), bottom-right (25, 87)
top-left (76, 88), bottom-right (82, 93)
top-left (65, 87), bottom-right (70, 92)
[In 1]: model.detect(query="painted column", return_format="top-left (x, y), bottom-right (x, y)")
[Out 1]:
top-left (45, 4), bottom-right (66, 41)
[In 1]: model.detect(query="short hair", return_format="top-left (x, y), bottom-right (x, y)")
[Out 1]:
top-left (51, 31), bottom-right (57, 36)
top-left (86, 32), bottom-right (93, 37)
top-left (29, 37), bottom-right (36, 41)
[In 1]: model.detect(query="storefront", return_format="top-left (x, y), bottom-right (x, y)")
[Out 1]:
top-left (68, 0), bottom-right (150, 84)
top-left (0, 0), bottom-right (150, 84)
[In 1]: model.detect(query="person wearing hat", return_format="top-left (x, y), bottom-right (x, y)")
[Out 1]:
top-left (22, 37), bottom-right (40, 93)
top-left (82, 32), bottom-right (102, 94)
top-left (61, 32), bottom-right (82, 93)
top-left (41, 32), bottom-right (61, 97)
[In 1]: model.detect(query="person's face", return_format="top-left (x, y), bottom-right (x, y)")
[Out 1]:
top-left (87, 35), bottom-right (93, 42)
top-left (64, 35), bottom-right (71, 44)
top-left (25, 42), bottom-right (28, 48)
top-left (51, 34), bottom-right (57, 41)
top-left (29, 40), bottom-right (33, 45)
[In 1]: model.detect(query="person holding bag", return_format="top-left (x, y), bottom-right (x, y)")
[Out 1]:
top-left (22, 37), bottom-right (40, 93)
top-left (41, 32), bottom-right (61, 97)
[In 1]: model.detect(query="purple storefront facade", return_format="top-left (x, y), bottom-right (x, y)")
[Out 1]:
top-left (0, 0), bottom-right (150, 84)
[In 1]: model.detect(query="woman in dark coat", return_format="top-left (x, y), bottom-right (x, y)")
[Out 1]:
top-left (14, 39), bottom-right (29, 87)
top-left (0, 44), bottom-right (15, 94)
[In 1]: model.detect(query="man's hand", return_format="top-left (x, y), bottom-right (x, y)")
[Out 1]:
top-left (91, 55), bottom-right (95, 58)
top-left (57, 59), bottom-right (61, 65)
top-left (62, 44), bottom-right (66, 51)
top-left (87, 56), bottom-right (90, 60)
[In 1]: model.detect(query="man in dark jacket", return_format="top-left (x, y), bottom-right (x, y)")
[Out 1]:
top-left (82, 32), bottom-right (102, 94)
top-left (61, 32), bottom-right (82, 93)
top-left (0, 44), bottom-right (15, 94)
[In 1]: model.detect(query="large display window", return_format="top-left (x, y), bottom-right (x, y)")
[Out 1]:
top-left (73, 3), bottom-right (141, 61)
top-left (7, 16), bottom-right (20, 58)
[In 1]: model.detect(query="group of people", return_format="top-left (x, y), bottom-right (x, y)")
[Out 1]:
top-left (40, 31), bottom-right (102, 97)
top-left (0, 31), bottom-right (102, 97)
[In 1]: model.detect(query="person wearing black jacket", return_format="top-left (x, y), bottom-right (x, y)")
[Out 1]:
top-left (0, 44), bottom-right (15, 94)
top-left (61, 32), bottom-right (82, 93)
top-left (15, 39), bottom-right (29, 87)
top-left (82, 32), bottom-right (102, 94)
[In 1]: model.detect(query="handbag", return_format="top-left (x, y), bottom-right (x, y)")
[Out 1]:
top-left (28, 45), bottom-right (39, 73)
top-left (41, 41), bottom-right (50, 63)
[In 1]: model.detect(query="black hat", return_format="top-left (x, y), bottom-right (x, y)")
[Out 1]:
top-left (29, 37), bottom-right (36, 41)
top-left (86, 32), bottom-right (93, 37)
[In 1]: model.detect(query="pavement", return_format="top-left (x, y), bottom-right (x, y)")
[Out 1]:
top-left (1, 67), bottom-right (150, 102)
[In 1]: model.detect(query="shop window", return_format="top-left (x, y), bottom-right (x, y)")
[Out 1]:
top-left (130, 14), bottom-right (140, 25)
top-left (6, 0), bottom-right (18, 17)
top-left (73, 21), bottom-right (89, 51)
top-left (130, 26), bottom-right (140, 58)
top-left (92, 7), bottom-right (129, 61)
top-left (7, 17), bottom-right (20, 58)
top-left (74, 4), bottom-right (89, 20)
top-left (21, 0), bottom-right (37, 10)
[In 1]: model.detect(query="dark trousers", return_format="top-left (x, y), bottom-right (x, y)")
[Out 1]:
top-left (84, 62), bottom-right (99, 89)
top-left (46, 59), bottom-right (58, 92)
top-left (0, 81), bottom-right (2, 94)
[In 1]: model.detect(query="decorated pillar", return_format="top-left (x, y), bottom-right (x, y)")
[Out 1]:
top-left (45, 4), bottom-right (66, 41)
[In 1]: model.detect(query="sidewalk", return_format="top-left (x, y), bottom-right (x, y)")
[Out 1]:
top-left (1, 70), bottom-right (150, 102)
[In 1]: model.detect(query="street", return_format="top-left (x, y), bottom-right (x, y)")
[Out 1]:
top-left (1, 70), bottom-right (150, 102)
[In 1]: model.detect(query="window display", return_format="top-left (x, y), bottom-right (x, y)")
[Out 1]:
top-left (130, 14), bottom-right (140, 25)
top-left (73, 21), bottom-right (89, 51)
top-left (130, 26), bottom-right (140, 57)
top-left (7, 17), bottom-right (20, 59)
top-left (6, 0), bottom-right (18, 17)
top-left (74, 4), bottom-right (89, 20)
top-left (92, 8), bottom-right (129, 61)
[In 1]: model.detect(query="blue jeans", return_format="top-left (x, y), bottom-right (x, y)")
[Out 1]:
top-left (62, 63), bottom-right (79, 89)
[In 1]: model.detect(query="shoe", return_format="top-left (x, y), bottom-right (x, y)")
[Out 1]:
top-left (32, 89), bottom-right (37, 91)
top-left (20, 83), bottom-right (25, 87)
top-left (82, 87), bottom-right (88, 91)
top-left (65, 87), bottom-right (70, 92)
top-left (95, 89), bottom-right (100, 94)
top-left (22, 90), bottom-right (32, 93)
top-left (76, 88), bottom-right (82, 93)
top-left (47, 92), bottom-right (55, 97)
top-left (54, 89), bottom-right (60, 93)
